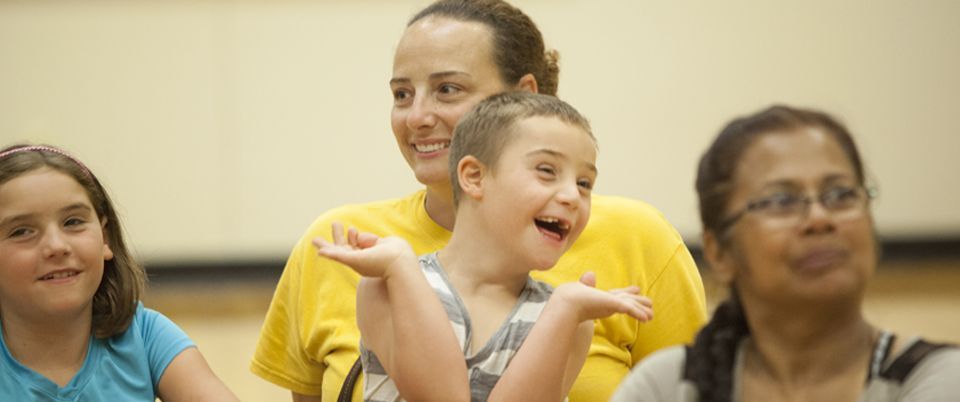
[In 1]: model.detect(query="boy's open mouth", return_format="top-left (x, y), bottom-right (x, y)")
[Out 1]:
top-left (534, 216), bottom-right (570, 241)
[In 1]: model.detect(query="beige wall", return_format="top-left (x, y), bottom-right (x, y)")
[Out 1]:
top-left (2, 0), bottom-right (958, 262)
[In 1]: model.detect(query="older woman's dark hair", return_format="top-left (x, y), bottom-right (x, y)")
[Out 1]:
top-left (687, 105), bottom-right (866, 402)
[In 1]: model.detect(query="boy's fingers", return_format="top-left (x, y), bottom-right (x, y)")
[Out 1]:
top-left (332, 222), bottom-right (346, 246)
top-left (578, 271), bottom-right (597, 288)
top-left (347, 228), bottom-right (359, 246)
top-left (609, 285), bottom-right (641, 295)
top-left (356, 232), bottom-right (380, 249)
top-left (312, 237), bottom-right (330, 250)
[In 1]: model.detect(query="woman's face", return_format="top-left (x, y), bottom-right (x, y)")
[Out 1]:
top-left (714, 127), bottom-right (876, 307)
top-left (390, 16), bottom-right (511, 189)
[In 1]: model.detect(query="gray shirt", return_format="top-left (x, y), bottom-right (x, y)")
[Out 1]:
top-left (611, 335), bottom-right (960, 402)
top-left (360, 253), bottom-right (554, 402)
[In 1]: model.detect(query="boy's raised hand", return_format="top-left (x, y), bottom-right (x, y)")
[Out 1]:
top-left (312, 222), bottom-right (417, 278)
top-left (554, 272), bottom-right (654, 323)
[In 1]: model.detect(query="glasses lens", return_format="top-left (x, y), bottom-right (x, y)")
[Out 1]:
top-left (823, 186), bottom-right (863, 210)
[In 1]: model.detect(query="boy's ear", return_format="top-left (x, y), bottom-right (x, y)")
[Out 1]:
top-left (515, 73), bottom-right (538, 94)
top-left (101, 217), bottom-right (114, 262)
top-left (457, 155), bottom-right (486, 200)
top-left (703, 231), bottom-right (733, 285)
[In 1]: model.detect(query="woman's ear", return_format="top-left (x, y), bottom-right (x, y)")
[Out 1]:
top-left (515, 73), bottom-right (538, 94)
top-left (703, 231), bottom-right (734, 285)
top-left (457, 155), bottom-right (486, 200)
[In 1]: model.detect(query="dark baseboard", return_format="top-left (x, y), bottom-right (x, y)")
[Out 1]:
top-left (145, 236), bottom-right (960, 285)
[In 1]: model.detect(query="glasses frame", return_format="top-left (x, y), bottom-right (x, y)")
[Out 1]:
top-left (718, 185), bottom-right (877, 234)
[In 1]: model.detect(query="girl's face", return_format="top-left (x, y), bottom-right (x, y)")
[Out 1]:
top-left (0, 167), bottom-right (112, 322)
top-left (390, 16), bottom-right (512, 190)
top-left (712, 128), bottom-right (876, 308)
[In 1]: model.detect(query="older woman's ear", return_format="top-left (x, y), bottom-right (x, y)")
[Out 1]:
top-left (703, 231), bottom-right (735, 285)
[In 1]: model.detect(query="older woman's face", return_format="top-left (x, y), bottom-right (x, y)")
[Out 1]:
top-left (390, 16), bottom-right (510, 189)
top-left (717, 127), bottom-right (876, 306)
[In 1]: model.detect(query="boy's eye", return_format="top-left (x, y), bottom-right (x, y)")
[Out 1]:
top-left (577, 179), bottom-right (593, 190)
top-left (536, 165), bottom-right (556, 176)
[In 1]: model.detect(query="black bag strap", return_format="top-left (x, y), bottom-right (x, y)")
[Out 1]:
top-left (880, 339), bottom-right (955, 383)
top-left (337, 356), bottom-right (364, 402)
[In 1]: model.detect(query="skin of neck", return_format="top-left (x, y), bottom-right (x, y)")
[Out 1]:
top-left (439, 200), bottom-right (531, 298)
top-left (740, 291), bottom-right (876, 384)
top-left (424, 182), bottom-right (456, 231)
top-left (1, 306), bottom-right (93, 385)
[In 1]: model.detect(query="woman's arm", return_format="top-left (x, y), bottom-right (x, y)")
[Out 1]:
top-left (488, 273), bottom-right (653, 402)
top-left (315, 223), bottom-right (469, 402)
top-left (156, 347), bottom-right (239, 402)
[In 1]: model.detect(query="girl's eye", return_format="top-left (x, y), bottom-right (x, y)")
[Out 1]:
top-left (8, 227), bottom-right (32, 239)
top-left (577, 179), bottom-right (594, 190)
top-left (64, 217), bottom-right (87, 228)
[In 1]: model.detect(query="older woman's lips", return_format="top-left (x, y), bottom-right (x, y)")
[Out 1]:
top-left (793, 249), bottom-right (849, 274)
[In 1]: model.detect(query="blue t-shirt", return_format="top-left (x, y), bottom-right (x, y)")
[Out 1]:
top-left (0, 303), bottom-right (195, 401)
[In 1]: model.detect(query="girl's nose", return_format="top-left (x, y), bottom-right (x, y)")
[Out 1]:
top-left (42, 229), bottom-right (72, 258)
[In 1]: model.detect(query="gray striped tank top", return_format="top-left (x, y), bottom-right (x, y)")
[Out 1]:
top-left (359, 252), bottom-right (554, 402)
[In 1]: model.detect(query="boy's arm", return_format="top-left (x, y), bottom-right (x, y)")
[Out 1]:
top-left (315, 223), bottom-right (469, 402)
top-left (488, 274), bottom-right (653, 402)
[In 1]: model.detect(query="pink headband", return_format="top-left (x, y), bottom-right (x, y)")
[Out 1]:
top-left (0, 145), bottom-right (94, 179)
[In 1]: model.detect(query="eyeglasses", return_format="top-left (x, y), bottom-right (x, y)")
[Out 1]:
top-left (718, 185), bottom-right (875, 233)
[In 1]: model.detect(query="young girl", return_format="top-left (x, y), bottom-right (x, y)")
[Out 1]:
top-left (316, 92), bottom-right (655, 401)
top-left (0, 144), bottom-right (238, 401)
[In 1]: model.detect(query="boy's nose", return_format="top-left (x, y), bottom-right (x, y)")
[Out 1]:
top-left (556, 181), bottom-right (580, 209)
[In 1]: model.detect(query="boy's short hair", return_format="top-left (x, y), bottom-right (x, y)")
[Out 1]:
top-left (449, 91), bottom-right (594, 205)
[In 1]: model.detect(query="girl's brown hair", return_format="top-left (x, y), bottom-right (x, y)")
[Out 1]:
top-left (0, 144), bottom-right (145, 338)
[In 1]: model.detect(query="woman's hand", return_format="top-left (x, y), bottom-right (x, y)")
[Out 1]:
top-left (312, 222), bottom-right (417, 279)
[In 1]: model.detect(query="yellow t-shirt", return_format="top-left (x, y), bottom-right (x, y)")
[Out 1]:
top-left (251, 190), bottom-right (707, 402)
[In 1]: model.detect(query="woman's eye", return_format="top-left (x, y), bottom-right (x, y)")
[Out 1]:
top-left (392, 88), bottom-right (412, 104)
top-left (771, 194), bottom-right (803, 210)
top-left (438, 83), bottom-right (461, 96)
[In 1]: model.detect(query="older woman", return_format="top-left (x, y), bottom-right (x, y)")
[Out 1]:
top-left (611, 105), bottom-right (960, 402)
top-left (251, 1), bottom-right (707, 401)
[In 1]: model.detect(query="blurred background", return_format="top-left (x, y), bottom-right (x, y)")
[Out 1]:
top-left (1, 1), bottom-right (958, 400)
